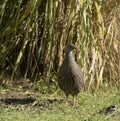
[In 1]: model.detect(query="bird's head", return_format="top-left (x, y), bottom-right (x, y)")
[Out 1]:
top-left (65, 44), bottom-right (76, 54)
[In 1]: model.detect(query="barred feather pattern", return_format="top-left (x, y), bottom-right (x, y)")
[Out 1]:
top-left (58, 49), bottom-right (83, 97)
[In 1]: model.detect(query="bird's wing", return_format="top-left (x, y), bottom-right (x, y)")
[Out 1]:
top-left (70, 65), bottom-right (83, 88)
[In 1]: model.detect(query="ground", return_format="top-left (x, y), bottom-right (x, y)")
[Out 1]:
top-left (0, 84), bottom-right (120, 121)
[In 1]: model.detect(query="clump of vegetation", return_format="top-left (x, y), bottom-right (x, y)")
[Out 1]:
top-left (0, 0), bottom-right (119, 91)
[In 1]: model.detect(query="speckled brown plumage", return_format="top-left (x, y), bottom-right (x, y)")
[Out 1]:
top-left (58, 44), bottom-right (83, 106)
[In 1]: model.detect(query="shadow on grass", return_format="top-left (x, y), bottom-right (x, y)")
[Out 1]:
top-left (0, 96), bottom-right (61, 108)
top-left (0, 97), bottom-right (36, 105)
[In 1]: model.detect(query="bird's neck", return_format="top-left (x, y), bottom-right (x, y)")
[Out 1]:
top-left (66, 51), bottom-right (72, 57)
top-left (66, 51), bottom-right (74, 61)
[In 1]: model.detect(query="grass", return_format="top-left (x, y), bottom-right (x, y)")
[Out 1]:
top-left (0, 87), bottom-right (120, 121)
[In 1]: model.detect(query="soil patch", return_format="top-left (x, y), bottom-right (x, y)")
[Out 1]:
top-left (0, 91), bottom-right (59, 111)
top-left (0, 92), bottom-right (36, 105)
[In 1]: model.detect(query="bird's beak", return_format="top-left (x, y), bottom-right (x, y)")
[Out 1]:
top-left (70, 44), bottom-right (76, 50)
top-left (73, 46), bottom-right (76, 49)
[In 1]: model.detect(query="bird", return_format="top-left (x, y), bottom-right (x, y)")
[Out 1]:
top-left (58, 44), bottom-right (83, 106)
top-left (93, 104), bottom-right (117, 116)
top-left (99, 104), bottom-right (117, 115)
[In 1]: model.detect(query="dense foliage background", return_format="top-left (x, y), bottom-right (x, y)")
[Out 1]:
top-left (0, 0), bottom-right (120, 91)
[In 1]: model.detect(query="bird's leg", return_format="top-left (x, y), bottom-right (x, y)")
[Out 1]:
top-left (72, 96), bottom-right (76, 107)
top-left (65, 94), bottom-right (69, 105)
